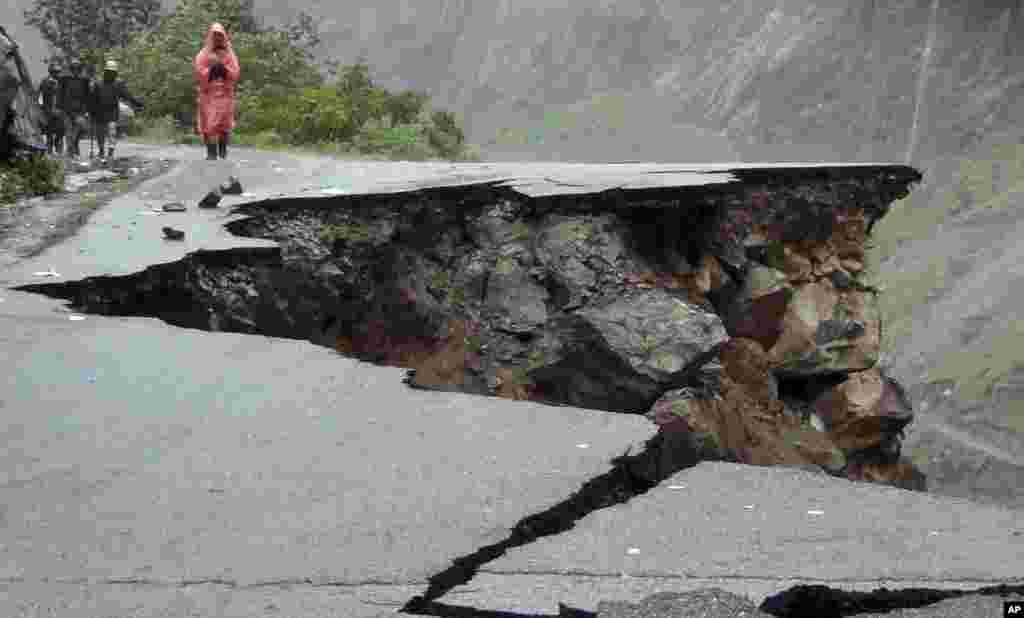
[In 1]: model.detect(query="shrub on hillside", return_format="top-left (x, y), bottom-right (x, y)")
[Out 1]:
top-left (83, 0), bottom-right (474, 159)
top-left (0, 154), bottom-right (65, 205)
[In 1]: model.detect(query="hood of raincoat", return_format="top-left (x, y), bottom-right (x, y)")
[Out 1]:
top-left (203, 23), bottom-right (232, 52)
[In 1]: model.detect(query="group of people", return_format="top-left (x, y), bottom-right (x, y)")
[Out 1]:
top-left (36, 21), bottom-right (240, 163)
top-left (37, 58), bottom-right (144, 162)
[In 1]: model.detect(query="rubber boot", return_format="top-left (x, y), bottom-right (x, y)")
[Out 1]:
top-left (206, 143), bottom-right (217, 160)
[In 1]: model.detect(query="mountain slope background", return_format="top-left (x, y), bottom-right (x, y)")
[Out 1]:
top-left (4, 0), bottom-right (1023, 508)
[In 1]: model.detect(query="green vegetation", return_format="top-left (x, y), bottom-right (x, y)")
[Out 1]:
top-left (508, 221), bottom-right (531, 241)
top-left (50, 0), bottom-right (477, 161)
top-left (494, 255), bottom-right (518, 275)
top-left (429, 270), bottom-right (450, 293)
top-left (866, 141), bottom-right (1024, 433)
top-left (464, 332), bottom-right (483, 355)
top-left (447, 285), bottom-right (466, 307)
top-left (0, 154), bottom-right (65, 205)
top-left (319, 222), bottom-right (372, 245)
top-left (926, 319), bottom-right (1024, 433)
top-left (555, 220), bottom-right (593, 243)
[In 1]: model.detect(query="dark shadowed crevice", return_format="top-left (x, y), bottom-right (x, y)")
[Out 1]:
top-left (400, 439), bottom-right (664, 615)
top-left (759, 583), bottom-right (1024, 617)
top-left (403, 582), bottom-right (1024, 617)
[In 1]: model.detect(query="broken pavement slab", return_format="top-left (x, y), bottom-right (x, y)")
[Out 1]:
top-left (5, 147), bottom-right (1020, 617)
top-left (457, 462), bottom-right (1023, 614)
top-left (0, 288), bottom-right (655, 617)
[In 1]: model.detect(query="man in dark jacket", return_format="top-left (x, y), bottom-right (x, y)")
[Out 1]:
top-left (58, 58), bottom-right (92, 158)
top-left (90, 60), bottom-right (143, 161)
top-left (38, 62), bottom-right (63, 154)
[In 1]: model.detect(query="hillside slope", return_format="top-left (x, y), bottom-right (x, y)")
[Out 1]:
top-left (249, 0), bottom-right (1024, 509)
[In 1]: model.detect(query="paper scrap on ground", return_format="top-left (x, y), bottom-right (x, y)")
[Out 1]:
top-left (33, 269), bottom-right (60, 277)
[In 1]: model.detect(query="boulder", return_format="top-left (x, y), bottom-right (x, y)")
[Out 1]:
top-left (812, 366), bottom-right (915, 452)
top-left (483, 251), bottom-right (549, 334)
top-left (845, 454), bottom-right (928, 492)
top-left (768, 280), bottom-right (881, 376)
top-left (534, 213), bottom-right (632, 310)
top-left (646, 338), bottom-right (847, 478)
top-left (575, 288), bottom-right (728, 385)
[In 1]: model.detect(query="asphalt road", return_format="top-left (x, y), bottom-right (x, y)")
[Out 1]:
top-left (2, 143), bottom-right (1022, 617)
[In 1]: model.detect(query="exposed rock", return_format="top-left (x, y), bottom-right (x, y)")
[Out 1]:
top-left (845, 455), bottom-right (928, 492)
top-left (813, 367), bottom-right (915, 452)
top-left (575, 288), bottom-right (728, 385)
top-left (768, 280), bottom-right (881, 377)
top-left (646, 338), bottom-right (847, 479)
top-left (18, 163), bottom-right (927, 494)
top-left (483, 256), bottom-right (549, 334)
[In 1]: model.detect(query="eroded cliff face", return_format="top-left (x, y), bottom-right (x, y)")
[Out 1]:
top-left (18, 163), bottom-right (924, 491)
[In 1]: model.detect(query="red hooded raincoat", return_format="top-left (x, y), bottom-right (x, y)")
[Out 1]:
top-left (193, 23), bottom-right (240, 140)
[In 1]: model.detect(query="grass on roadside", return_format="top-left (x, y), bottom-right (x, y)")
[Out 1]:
top-left (925, 318), bottom-right (1024, 434)
top-left (867, 140), bottom-right (1024, 433)
top-left (0, 154), bottom-right (66, 205)
top-left (126, 115), bottom-right (482, 162)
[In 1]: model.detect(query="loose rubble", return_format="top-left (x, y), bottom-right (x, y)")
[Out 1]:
top-left (17, 164), bottom-right (926, 492)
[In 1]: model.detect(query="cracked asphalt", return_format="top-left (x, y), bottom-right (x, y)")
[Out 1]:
top-left (1, 143), bottom-right (1022, 617)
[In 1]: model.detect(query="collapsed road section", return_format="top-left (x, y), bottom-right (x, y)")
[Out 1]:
top-left (16, 160), bottom-right (1020, 617)
top-left (16, 162), bottom-right (924, 493)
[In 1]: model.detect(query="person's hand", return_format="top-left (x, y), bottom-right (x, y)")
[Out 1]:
top-left (209, 63), bottom-right (226, 81)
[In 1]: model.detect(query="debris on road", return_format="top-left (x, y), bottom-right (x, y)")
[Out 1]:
top-left (198, 189), bottom-right (222, 209)
top-left (162, 226), bottom-right (185, 240)
top-left (32, 268), bottom-right (60, 277)
top-left (220, 176), bottom-right (243, 195)
top-left (162, 202), bottom-right (187, 212)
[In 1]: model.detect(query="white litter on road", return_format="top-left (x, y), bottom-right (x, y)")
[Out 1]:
top-left (667, 484), bottom-right (686, 489)
top-left (575, 443), bottom-right (590, 449)
top-left (807, 509), bottom-right (825, 516)
top-left (33, 268), bottom-right (60, 278)
top-left (626, 547), bottom-right (641, 555)
top-left (69, 315), bottom-right (86, 321)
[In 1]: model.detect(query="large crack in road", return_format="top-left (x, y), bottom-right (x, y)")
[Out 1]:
top-left (12, 185), bottom-right (1022, 617)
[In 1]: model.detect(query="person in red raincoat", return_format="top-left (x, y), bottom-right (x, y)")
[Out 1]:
top-left (193, 22), bottom-right (239, 160)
